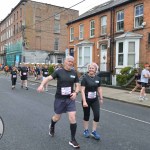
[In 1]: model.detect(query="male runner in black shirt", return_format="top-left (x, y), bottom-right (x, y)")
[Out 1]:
top-left (37, 56), bottom-right (80, 148)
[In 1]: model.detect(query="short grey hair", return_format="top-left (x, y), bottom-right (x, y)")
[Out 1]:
top-left (65, 55), bottom-right (74, 61)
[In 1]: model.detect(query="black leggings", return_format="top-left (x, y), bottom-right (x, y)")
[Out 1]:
top-left (12, 78), bottom-right (17, 86)
top-left (82, 100), bottom-right (100, 122)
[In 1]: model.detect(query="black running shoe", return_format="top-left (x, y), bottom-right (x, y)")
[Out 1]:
top-left (26, 87), bottom-right (28, 90)
top-left (69, 140), bottom-right (80, 149)
top-left (49, 124), bottom-right (54, 136)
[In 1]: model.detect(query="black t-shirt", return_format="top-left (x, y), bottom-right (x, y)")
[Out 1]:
top-left (51, 68), bottom-right (79, 99)
top-left (81, 74), bottom-right (101, 101)
top-left (11, 71), bottom-right (17, 79)
top-left (20, 67), bottom-right (28, 77)
top-left (42, 68), bottom-right (49, 77)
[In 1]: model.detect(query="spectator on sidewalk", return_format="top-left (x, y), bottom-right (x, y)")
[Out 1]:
top-left (139, 64), bottom-right (150, 101)
top-left (80, 62), bottom-right (103, 140)
top-left (129, 68), bottom-right (141, 94)
top-left (37, 56), bottom-right (80, 148)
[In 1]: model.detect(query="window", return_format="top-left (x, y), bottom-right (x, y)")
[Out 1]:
top-left (118, 42), bottom-right (123, 65)
top-left (54, 20), bottom-right (60, 33)
top-left (78, 46), bottom-right (92, 68)
top-left (54, 14), bottom-right (60, 20)
top-left (79, 24), bottom-right (84, 40)
top-left (14, 25), bottom-right (15, 35)
top-left (17, 11), bottom-right (18, 20)
top-left (54, 38), bottom-right (59, 50)
top-left (16, 23), bottom-right (18, 33)
top-left (117, 11), bottom-right (124, 32)
top-left (14, 14), bottom-right (15, 21)
top-left (90, 20), bottom-right (95, 37)
top-left (70, 27), bottom-right (74, 42)
top-left (128, 42), bottom-right (135, 65)
top-left (57, 57), bottom-right (62, 63)
top-left (135, 5), bottom-right (143, 28)
top-left (70, 48), bottom-right (74, 57)
top-left (101, 16), bottom-right (107, 35)
top-left (20, 8), bottom-right (22, 17)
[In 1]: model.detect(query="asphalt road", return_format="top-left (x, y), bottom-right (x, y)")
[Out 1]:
top-left (0, 75), bottom-right (150, 150)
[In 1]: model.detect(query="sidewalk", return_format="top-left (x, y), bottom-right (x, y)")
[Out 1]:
top-left (28, 76), bottom-right (150, 108)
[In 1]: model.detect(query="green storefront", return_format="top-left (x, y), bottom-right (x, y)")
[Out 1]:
top-left (6, 41), bottom-right (22, 66)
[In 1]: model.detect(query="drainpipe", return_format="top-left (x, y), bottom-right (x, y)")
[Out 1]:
top-left (110, 7), bottom-right (115, 74)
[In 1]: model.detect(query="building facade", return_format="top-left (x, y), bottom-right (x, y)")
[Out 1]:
top-left (0, 0), bottom-right (78, 66)
top-left (67, 0), bottom-right (150, 85)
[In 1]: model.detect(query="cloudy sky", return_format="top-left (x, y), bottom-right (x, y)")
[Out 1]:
top-left (0, 0), bottom-right (109, 21)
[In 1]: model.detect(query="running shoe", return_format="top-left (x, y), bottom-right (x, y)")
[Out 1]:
top-left (138, 96), bottom-right (144, 102)
top-left (69, 139), bottom-right (80, 149)
top-left (21, 85), bottom-right (23, 88)
top-left (83, 129), bottom-right (90, 138)
top-left (49, 124), bottom-right (54, 136)
top-left (26, 87), bottom-right (28, 90)
top-left (91, 131), bottom-right (101, 140)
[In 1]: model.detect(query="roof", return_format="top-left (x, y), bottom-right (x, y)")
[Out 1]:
top-left (67, 0), bottom-right (131, 25)
top-left (115, 32), bottom-right (143, 40)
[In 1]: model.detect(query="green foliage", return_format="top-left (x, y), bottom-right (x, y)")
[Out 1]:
top-left (116, 66), bottom-right (136, 86)
top-left (120, 67), bottom-right (131, 74)
top-left (48, 64), bottom-right (54, 75)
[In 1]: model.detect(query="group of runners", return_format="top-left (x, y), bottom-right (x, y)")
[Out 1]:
top-left (8, 63), bottom-right (50, 90)
top-left (37, 56), bottom-right (103, 149)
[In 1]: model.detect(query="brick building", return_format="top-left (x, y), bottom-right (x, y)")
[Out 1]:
top-left (0, 0), bottom-right (78, 66)
top-left (67, 0), bottom-right (150, 85)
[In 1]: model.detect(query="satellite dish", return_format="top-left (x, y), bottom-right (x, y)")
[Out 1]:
top-left (0, 116), bottom-right (4, 140)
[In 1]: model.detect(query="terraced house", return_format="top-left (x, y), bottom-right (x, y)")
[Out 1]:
top-left (67, 0), bottom-right (150, 85)
top-left (0, 0), bottom-right (78, 66)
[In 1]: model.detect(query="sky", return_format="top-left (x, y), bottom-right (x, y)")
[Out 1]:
top-left (0, 0), bottom-right (109, 21)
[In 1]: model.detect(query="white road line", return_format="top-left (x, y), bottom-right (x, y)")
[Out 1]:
top-left (101, 108), bottom-right (150, 125)
top-left (1, 77), bottom-right (150, 125)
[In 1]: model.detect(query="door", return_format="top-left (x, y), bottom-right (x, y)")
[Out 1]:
top-left (100, 44), bottom-right (107, 71)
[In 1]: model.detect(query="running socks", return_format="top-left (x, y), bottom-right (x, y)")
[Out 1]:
top-left (70, 123), bottom-right (77, 141)
top-left (51, 119), bottom-right (57, 127)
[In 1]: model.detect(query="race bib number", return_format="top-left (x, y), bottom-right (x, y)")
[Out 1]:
top-left (88, 91), bottom-right (96, 99)
top-left (44, 72), bottom-right (48, 75)
top-left (13, 75), bottom-right (17, 78)
top-left (61, 87), bottom-right (71, 95)
top-left (23, 72), bottom-right (27, 75)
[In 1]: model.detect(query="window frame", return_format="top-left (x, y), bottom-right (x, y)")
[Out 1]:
top-left (54, 38), bottom-right (59, 51)
top-left (128, 41), bottom-right (135, 66)
top-left (90, 20), bottom-right (95, 38)
top-left (116, 11), bottom-right (124, 32)
top-left (101, 16), bottom-right (107, 35)
top-left (70, 27), bottom-right (74, 42)
top-left (79, 24), bottom-right (84, 40)
top-left (134, 4), bottom-right (144, 28)
top-left (118, 42), bottom-right (124, 66)
top-left (77, 46), bottom-right (92, 71)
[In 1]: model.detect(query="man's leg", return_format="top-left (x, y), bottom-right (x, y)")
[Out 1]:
top-left (68, 111), bottom-right (80, 148)
top-left (49, 114), bottom-right (61, 136)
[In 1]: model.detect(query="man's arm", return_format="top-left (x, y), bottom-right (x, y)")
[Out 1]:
top-left (37, 75), bottom-right (53, 92)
